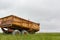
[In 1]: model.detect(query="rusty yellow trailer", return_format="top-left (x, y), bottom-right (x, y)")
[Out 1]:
top-left (0, 15), bottom-right (40, 34)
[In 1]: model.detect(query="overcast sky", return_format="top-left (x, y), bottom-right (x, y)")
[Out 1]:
top-left (0, 0), bottom-right (60, 32)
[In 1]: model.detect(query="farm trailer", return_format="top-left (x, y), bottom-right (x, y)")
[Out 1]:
top-left (0, 15), bottom-right (40, 34)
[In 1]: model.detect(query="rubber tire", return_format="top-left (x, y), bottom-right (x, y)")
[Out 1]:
top-left (22, 30), bottom-right (28, 34)
top-left (12, 30), bottom-right (21, 35)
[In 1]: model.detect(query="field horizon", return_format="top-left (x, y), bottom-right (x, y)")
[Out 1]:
top-left (0, 33), bottom-right (60, 40)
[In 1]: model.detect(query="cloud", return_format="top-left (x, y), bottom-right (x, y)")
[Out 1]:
top-left (0, 0), bottom-right (60, 32)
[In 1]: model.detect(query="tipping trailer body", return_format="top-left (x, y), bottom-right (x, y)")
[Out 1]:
top-left (0, 15), bottom-right (40, 34)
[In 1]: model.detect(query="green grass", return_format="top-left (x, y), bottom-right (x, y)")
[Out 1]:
top-left (0, 33), bottom-right (60, 40)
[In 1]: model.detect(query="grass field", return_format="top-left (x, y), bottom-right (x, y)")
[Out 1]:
top-left (0, 33), bottom-right (60, 40)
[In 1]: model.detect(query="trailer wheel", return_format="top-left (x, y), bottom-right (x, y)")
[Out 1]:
top-left (22, 30), bottom-right (28, 34)
top-left (12, 30), bottom-right (21, 35)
